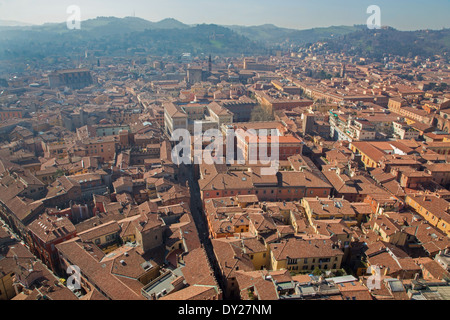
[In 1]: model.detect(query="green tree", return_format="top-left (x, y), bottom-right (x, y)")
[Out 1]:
top-left (313, 267), bottom-right (322, 276)
top-left (335, 269), bottom-right (347, 277)
top-left (250, 106), bottom-right (275, 122)
top-left (54, 169), bottom-right (66, 178)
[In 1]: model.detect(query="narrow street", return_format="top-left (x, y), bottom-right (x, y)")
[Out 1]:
top-left (0, 217), bottom-right (27, 248)
top-left (185, 165), bottom-right (224, 292)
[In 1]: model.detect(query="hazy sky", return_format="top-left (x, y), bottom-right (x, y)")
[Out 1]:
top-left (0, 0), bottom-right (449, 30)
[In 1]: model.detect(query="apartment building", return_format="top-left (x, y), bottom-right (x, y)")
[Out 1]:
top-left (48, 69), bottom-right (93, 89)
top-left (269, 238), bottom-right (344, 272)
top-left (405, 195), bottom-right (450, 236)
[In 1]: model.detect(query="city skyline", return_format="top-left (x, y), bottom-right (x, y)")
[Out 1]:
top-left (1, 0), bottom-right (450, 31)
top-left (1, 0), bottom-right (450, 306)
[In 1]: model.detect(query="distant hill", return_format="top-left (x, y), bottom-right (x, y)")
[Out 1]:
top-left (227, 24), bottom-right (365, 47)
top-left (0, 18), bottom-right (267, 59)
top-left (0, 20), bottom-right (34, 27)
top-left (0, 16), bottom-right (190, 35)
top-left (0, 17), bottom-right (449, 61)
top-left (319, 27), bottom-right (450, 59)
top-left (154, 18), bottom-right (190, 30)
top-left (0, 17), bottom-right (366, 59)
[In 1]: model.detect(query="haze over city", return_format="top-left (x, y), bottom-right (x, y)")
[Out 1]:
top-left (0, 0), bottom-right (449, 308)
top-left (1, 0), bottom-right (450, 30)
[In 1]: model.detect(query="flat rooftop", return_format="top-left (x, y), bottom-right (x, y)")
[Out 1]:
top-left (143, 267), bottom-right (185, 298)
